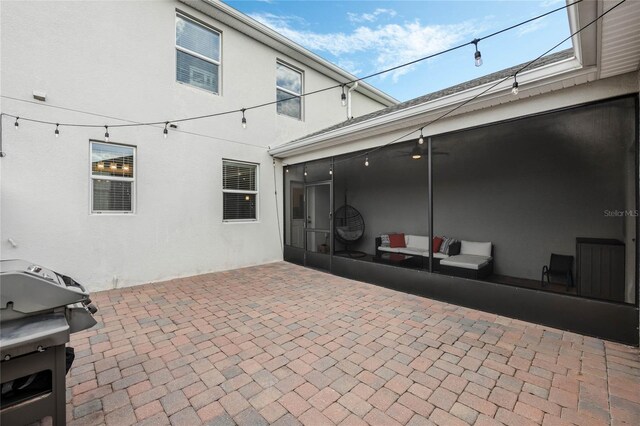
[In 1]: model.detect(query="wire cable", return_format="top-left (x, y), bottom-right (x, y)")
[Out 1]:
top-left (330, 0), bottom-right (625, 166)
top-left (0, 0), bottom-right (583, 130)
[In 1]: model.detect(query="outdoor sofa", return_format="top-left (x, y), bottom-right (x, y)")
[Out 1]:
top-left (375, 234), bottom-right (493, 279)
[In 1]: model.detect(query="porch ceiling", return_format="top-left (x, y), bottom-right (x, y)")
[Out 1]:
top-left (598, 0), bottom-right (640, 79)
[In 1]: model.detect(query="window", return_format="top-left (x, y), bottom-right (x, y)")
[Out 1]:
top-left (90, 142), bottom-right (135, 214)
top-left (276, 62), bottom-right (302, 119)
top-left (223, 161), bottom-right (258, 221)
top-left (176, 14), bottom-right (220, 94)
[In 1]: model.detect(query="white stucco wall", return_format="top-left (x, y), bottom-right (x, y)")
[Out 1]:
top-left (0, 0), bottom-right (388, 290)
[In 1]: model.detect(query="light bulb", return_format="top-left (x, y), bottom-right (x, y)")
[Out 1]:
top-left (97, 162), bottom-right (104, 169)
top-left (55, 124), bottom-right (60, 138)
top-left (163, 122), bottom-right (169, 139)
top-left (241, 109), bottom-right (247, 129)
top-left (245, 195), bottom-right (250, 201)
top-left (365, 157), bottom-right (369, 167)
top-left (329, 169), bottom-right (333, 175)
top-left (474, 50), bottom-right (483, 67)
top-left (123, 165), bottom-right (130, 171)
top-left (512, 81), bottom-right (519, 95)
top-left (104, 126), bottom-right (109, 142)
top-left (14, 117), bottom-right (19, 129)
top-left (418, 132), bottom-right (424, 145)
top-left (285, 168), bottom-right (289, 173)
top-left (110, 163), bottom-right (117, 170)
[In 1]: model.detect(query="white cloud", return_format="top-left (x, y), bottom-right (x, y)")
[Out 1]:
top-left (250, 12), bottom-right (480, 82)
top-left (347, 8), bottom-right (397, 24)
top-left (539, 0), bottom-right (565, 7)
top-left (517, 17), bottom-right (548, 36)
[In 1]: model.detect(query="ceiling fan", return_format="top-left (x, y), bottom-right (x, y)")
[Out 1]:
top-left (391, 141), bottom-right (449, 159)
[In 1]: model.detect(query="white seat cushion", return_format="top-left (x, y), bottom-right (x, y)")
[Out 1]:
top-left (378, 246), bottom-right (400, 253)
top-left (398, 248), bottom-right (426, 256)
top-left (440, 254), bottom-right (492, 270)
top-left (460, 241), bottom-right (492, 257)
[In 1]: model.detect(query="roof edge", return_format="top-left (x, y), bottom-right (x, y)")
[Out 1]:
top-left (180, 0), bottom-right (398, 107)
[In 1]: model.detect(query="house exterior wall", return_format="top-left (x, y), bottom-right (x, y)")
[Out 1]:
top-left (0, 0), bottom-right (388, 291)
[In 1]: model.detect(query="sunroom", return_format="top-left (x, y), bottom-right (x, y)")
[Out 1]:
top-left (270, 38), bottom-right (640, 345)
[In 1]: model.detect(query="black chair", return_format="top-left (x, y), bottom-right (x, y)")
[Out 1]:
top-left (541, 254), bottom-right (574, 290)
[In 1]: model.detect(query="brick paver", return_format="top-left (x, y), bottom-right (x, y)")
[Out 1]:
top-left (65, 262), bottom-right (640, 424)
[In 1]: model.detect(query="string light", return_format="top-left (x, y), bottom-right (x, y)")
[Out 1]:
top-left (512, 75), bottom-right (519, 95)
top-left (329, 167), bottom-right (333, 175)
top-left (54, 123), bottom-right (60, 138)
top-left (365, 156), bottom-right (369, 167)
top-left (0, 2), bottom-right (583, 143)
top-left (14, 117), bottom-right (19, 129)
top-left (104, 125), bottom-right (109, 142)
top-left (163, 122), bottom-right (169, 139)
top-left (341, 85), bottom-right (347, 107)
top-left (304, 166), bottom-right (308, 176)
top-left (473, 39), bottom-right (483, 67)
top-left (418, 128), bottom-right (424, 145)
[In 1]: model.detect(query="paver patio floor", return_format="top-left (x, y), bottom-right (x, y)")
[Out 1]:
top-left (66, 262), bottom-right (640, 425)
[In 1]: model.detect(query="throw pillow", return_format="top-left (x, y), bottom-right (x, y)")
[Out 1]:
top-left (380, 234), bottom-right (390, 247)
top-left (448, 241), bottom-right (461, 256)
top-left (439, 236), bottom-right (451, 254)
top-left (432, 236), bottom-right (443, 253)
top-left (389, 233), bottom-right (406, 248)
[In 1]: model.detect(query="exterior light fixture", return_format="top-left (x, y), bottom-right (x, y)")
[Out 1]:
top-left (163, 122), bottom-right (169, 139)
top-left (245, 195), bottom-right (250, 201)
top-left (104, 125), bottom-right (109, 142)
top-left (54, 124), bottom-right (60, 138)
top-left (418, 128), bottom-right (424, 145)
top-left (304, 166), bottom-right (308, 176)
top-left (411, 145), bottom-right (422, 160)
top-left (472, 39), bottom-right (482, 67)
top-left (241, 108), bottom-right (247, 129)
top-left (512, 75), bottom-right (519, 95)
top-left (329, 167), bottom-right (333, 175)
top-left (341, 85), bottom-right (347, 107)
top-left (365, 156), bottom-right (369, 167)
top-left (14, 117), bottom-right (19, 129)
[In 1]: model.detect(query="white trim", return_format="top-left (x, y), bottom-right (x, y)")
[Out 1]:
top-left (175, 12), bottom-right (222, 95)
top-left (222, 159), bottom-right (259, 222)
top-left (89, 141), bottom-right (136, 215)
top-left (276, 61), bottom-right (303, 121)
top-left (268, 56), bottom-right (589, 157)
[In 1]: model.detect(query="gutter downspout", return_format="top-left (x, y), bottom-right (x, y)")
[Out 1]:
top-left (347, 82), bottom-right (358, 120)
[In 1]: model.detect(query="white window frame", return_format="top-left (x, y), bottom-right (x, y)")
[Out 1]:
top-left (89, 141), bottom-right (136, 215)
top-left (175, 12), bottom-right (222, 95)
top-left (276, 61), bottom-right (303, 120)
top-left (222, 160), bottom-right (259, 223)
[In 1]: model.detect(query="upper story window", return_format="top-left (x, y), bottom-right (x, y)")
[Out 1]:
top-left (276, 62), bottom-right (303, 119)
top-left (176, 14), bottom-right (220, 94)
top-left (90, 142), bottom-right (135, 214)
top-left (223, 161), bottom-right (258, 221)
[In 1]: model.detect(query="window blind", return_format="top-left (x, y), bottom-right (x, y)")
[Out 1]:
top-left (93, 180), bottom-right (132, 212)
top-left (223, 161), bottom-right (257, 221)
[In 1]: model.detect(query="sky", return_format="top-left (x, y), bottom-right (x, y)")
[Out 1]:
top-left (225, 0), bottom-right (573, 101)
